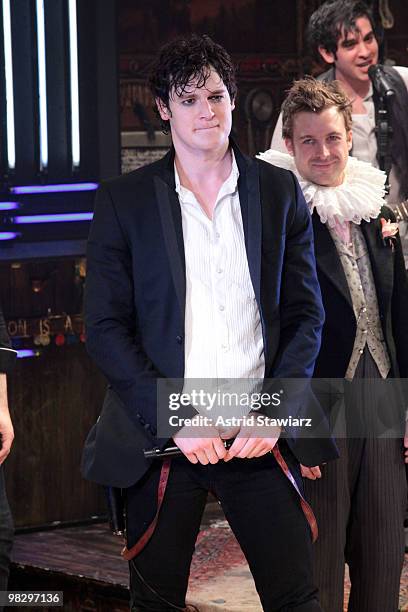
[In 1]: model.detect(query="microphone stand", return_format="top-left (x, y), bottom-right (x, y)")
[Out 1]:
top-left (370, 67), bottom-right (395, 195)
top-left (375, 95), bottom-right (393, 195)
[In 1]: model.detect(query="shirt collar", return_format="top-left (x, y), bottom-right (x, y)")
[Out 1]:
top-left (363, 81), bottom-right (373, 102)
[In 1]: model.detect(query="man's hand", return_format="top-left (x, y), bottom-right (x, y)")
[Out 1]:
top-left (404, 420), bottom-right (408, 464)
top-left (224, 414), bottom-right (280, 461)
top-left (174, 425), bottom-right (227, 465)
top-left (300, 464), bottom-right (322, 480)
top-left (0, 373), bottom-right (14, 465)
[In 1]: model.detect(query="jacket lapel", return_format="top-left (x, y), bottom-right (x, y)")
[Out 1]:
top-left (153, 150), bottom-right (186, 320)
top-left (234, 143), bottom-right (262, 308)
top-left (152, 142), bottom-right (263, 323)
top-left (361, 218), bottom-right (394, 316)
top-left (312, 213), bottom-right (353, 309)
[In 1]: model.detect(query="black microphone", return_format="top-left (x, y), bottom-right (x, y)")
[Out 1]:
top-left (368, 64), bottom-right (395, 98)
top-left (144, 438), bottom-right (235, 459)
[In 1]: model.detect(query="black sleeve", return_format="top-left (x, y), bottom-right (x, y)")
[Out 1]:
top-left (0, 305), bottom-right (17, 373)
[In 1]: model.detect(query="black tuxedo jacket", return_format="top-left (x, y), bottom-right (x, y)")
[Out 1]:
top-left (312, 207), bottom-right (408, 379)
top-left (82, 142), bottom-right (338, 488)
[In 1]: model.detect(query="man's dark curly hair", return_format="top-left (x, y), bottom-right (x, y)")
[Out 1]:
top-left (307, 0), bottom-right (379, 62)
top-left (148, 34), bottom-right (237, 131)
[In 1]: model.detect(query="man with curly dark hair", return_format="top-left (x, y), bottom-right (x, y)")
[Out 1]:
top-left (82, 34), bottom-right (338, 611)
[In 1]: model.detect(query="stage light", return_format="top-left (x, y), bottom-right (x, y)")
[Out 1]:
top-left (0, 231), bottom-right (19, 240)
top-left (68, 0), bottom-right (80, 169)
top-left (0, 202), bottom-right (20, 211)
top-left (10, 182), bottom-right (98, 194)
top-left (2, 0), bottom-right (16, 170)
top-left (35, 0), bottom-right (48, 171)
top-left (13, 212), bottom-right (93, 224)
top-left (17, 350), bottom-right (37, 359)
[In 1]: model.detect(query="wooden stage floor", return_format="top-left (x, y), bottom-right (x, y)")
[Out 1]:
top-left (8, 506), bottom-right (408, 611)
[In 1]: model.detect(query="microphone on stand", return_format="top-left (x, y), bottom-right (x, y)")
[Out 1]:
top-left (368, 64), bottom-right (395, 98)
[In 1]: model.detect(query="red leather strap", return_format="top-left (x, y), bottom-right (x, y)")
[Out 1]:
top-left (121, 446), bottom-right (318, 561)
top-left (272, 445), bottom-right (318, 542)
top-left (121, 458), bottom-right (172, 561)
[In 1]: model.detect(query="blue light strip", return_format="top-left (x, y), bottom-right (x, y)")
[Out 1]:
top-left (68, 0), bottom-right (80, 168)
top-left (17, 349), bottom-right (37, 359)
top-left (0, 232), bottom-right (19, 240)
top-left (35, 0), bottom-right (48, 171)
top-left (2, 0), bottom-right (16, 169)
top-left (0, 202), bottom-right (20, 210)
top-left (13, 212), bottom-right (93, 224)
top-left (10, 182), bottom-right (98, 194)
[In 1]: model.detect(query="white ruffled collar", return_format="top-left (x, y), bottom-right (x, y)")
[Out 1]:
top-left (257, 149), bottom-right (386, 228)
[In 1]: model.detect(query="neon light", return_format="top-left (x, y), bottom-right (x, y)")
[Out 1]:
top-left (17, 350), bottom-right (37, 358)
top-left (0, 232), bottom-right (18, 240)
top-left (13, 212), bottom-right (93, 224)
top-left (10, 182), bottom-right (98, 194)
top-left (68, 0), bottom-right (80, 168)
top-left (0, 202), bottom-right (20, 210)
top-left (2, 0), bottom-right (16, 169)
top-left (35, 0), bottom-right (48, 170)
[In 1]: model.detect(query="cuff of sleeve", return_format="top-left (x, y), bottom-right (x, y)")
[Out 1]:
top-left (0, 347), bottom-right (17, 373)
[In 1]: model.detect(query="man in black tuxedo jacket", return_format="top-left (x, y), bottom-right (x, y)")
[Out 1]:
top-left (260, 77), bottom-right (408, 612)
top-left (82, 35), bottom-right (337, 612)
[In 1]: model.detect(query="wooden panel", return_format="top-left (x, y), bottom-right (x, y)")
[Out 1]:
top-left (5, 345), bottom-right (106, 527)
top-left (1, 260), bottom-right (106, 528)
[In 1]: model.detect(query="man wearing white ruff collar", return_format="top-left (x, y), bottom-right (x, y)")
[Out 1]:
top-left (259, 78), bottom-right (408, 612)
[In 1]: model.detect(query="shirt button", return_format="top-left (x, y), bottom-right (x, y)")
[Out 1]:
top-left (359, 349), bottom-right (364, 354)
top-left (219, 305), bottom-right (225, 311)
top-left (363, 330), bottom-right (368, 334)
top-left (176, 335), bottom-right (183, 344)
top-left (217, 268), bottom-right (223, 274)
top-left (215, 232), bottom-right (220, 239)
top-left (362, 307), bottom-right (366, 312)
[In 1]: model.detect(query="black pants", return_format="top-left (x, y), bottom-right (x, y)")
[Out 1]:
top-left (0, 467), bottom-right (13, 612)
top-left (127, 448), bottom-right (322, 612)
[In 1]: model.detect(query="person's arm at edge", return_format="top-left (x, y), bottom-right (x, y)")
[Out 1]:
top-left (383, 205), bottom-right (408, 461)
top-left (0, 306), bottom-right (16, 464)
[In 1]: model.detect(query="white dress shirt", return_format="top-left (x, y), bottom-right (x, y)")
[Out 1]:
top-left (175, 152), bottom-right (265, 384)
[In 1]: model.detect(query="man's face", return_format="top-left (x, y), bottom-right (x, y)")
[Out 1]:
top-left (319, 16), bottom-right (379, 84)
top-left (285, 106), bottom-right (352, 187)
top-left (157, 68), bottom-right (234, 156)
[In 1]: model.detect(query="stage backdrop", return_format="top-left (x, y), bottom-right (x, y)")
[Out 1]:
top-left (117, 0), bottom-right (408, 158)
